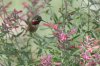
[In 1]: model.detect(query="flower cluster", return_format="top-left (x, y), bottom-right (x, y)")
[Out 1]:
top-left (40, 54), bottom-right (61, 66)
top-left (0, 9), bottom-right (24, 34)
top-left (40, 55), bottom-right (52, 66)
top-left (43, 23), bottom-right (77, 42)
top-left (43, 22), bottom-right (77, 50)
top-left (79, 36), bottom-right (100, 66)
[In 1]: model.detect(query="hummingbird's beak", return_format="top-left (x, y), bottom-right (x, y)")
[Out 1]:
top-left (41, 20), bottom-right (46, 22)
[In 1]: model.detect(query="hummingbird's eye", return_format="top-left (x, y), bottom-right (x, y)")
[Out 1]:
top-left (34, 15), bottom-right (42, 21)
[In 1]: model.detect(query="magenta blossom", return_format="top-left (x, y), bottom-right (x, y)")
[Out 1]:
top-left (81, 52), bottom-right (91, 60)
top-left (59, 32), bottom-right (68, 42)
top-left (69, 28), bottom-right (77, 35)
top-left (93, 54), bottom-right (100, 59)
top-left (43, 22), bottom-right (77, 42)
top-left (43, 23), bottom-right (58, 30)
top-left (87, 61), bottom-right (96, 66)
top-left (40, 55), bottom-right (52, 66)
top-left (22, 2), bottom-right (29, 8)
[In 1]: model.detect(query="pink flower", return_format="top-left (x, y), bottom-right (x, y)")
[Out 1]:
top-left (22, 2), bottom-right (29, 8)
top-left (13, 9), bottom-right (22, 14)
top-left (87, 61), bottom-right (96, 66)
top-left (40, 55), bottom-right (52, 66)
top-left (85, 36), bottom-right (94, 45)
top-left (92, 45), bottom-right (99, 49)
top-left (81, 52), bottom-right (91, 60)
top-left (87, 48), bottom-right (93, 53)
top-left (43, 23), bottom-right (69, 42)
top-left (69, 28), bottom-right (77, 35)
top-left (53, 24), bottom-right (58, 30)
top-left (43, 23), bottom-right (58, 30)
top-left (59, 32), bottom-right (68, 41)
top-left (93, 54), bottom-right (100, 59)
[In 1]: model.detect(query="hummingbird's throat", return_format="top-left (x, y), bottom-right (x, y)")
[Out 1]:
top-left (32, 21), bottom-right (40, 25)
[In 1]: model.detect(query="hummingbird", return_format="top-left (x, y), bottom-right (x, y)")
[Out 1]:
top-left (24, 15), bottom-right (44, 35)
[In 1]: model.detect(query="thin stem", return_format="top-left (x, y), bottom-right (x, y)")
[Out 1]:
top-left (87, 0), bottom-right (90, 33)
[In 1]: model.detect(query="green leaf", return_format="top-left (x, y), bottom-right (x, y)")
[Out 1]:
top-left (71, 34), bottom-right (80, 40)
top-left (53, 13), bottom-right (58, 23)
top-left (38, 49), bottom-right (42, 55)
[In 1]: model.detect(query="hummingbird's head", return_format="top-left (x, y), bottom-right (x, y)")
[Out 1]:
top-left (31, 15), bottom-right (43, 25)
top-left (33, 15), bottom-right (42, 22)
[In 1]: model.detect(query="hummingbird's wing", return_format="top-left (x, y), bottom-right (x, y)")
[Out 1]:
top-left (24, 17), bottom-right (31, 25)
top-left (24, 20), bottom-right (28, 25)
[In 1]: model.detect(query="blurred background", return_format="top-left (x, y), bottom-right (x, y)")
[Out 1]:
top-left (0, 0), bottom-right (100, 66)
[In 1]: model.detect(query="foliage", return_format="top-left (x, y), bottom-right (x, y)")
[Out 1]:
top-left (0, 0), bottom-right (100, 66)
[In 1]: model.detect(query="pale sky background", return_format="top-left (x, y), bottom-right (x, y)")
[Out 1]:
top-left (4, 0), bottom-right (62, 11)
